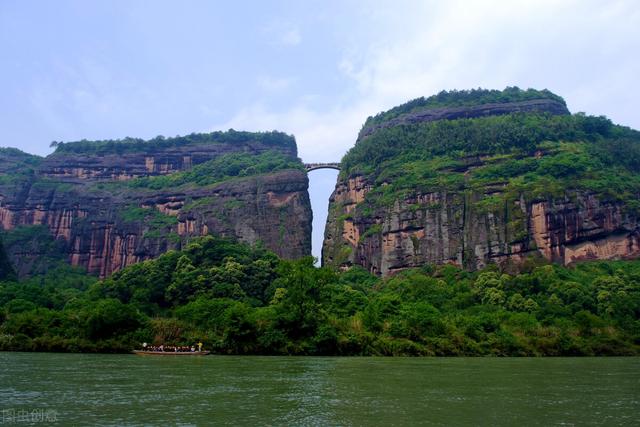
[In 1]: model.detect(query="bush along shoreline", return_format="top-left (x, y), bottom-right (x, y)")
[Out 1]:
top-left (1, 236), bottom-right (639, 356)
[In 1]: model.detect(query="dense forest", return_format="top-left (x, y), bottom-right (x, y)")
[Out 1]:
top-left (1, 236), bottom-right (638, 355)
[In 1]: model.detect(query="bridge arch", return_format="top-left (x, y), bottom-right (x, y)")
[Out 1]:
top-left (304, 162), bottom-right (341, 172)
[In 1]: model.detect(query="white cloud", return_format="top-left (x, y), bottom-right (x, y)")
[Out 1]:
top-left (217, 0), bottom-right (640, 164)
top-left (336, 0), bottom-right (640, 126)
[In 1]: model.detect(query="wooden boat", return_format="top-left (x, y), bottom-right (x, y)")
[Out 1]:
top-left (133, 350), bottom-right (210, 356)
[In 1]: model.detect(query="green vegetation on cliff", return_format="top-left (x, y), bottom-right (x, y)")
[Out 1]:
top-left (362, 87), bottom-right (566, 129)
top-left (1, 236), bottom-right (638, 355)
top-left (342, 89), bottom-right (640, 219)
top-left (50, 130), bottom-right (297, 156)
top-left (0, 147), bottom-right (42, 187)
top-left (0, 225), bottom-right (69, 278)
top-left (125, 150), bottom-right (304, 191)
top-left (0, 147), bottom-right (42, 168)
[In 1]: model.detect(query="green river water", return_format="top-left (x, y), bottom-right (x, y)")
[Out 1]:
top-left (1, 353), bottom-right (638, 426)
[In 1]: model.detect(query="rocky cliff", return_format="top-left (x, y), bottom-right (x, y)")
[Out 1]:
top-left (323, 175), bottom-right (640, 276)
top-left (0, 132), bottom-right (312, 278)
top-left (323, 88), bottom-right (640, 275)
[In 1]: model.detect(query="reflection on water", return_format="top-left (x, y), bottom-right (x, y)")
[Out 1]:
top-left (1, 353), bottom-right (639, 426)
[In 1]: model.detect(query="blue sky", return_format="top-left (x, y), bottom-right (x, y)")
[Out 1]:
top-left (1, 0), bottom-right (639, 259)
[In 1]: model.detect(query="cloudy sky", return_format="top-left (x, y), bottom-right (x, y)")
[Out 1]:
top-left (1, 0), bottom-right (639, 258)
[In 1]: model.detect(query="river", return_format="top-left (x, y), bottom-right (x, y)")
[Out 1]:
top-left (1, 353), bottom-right (638, 426)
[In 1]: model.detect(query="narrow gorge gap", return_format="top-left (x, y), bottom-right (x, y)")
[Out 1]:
top-left (307, 168), bottom-right (339, 265)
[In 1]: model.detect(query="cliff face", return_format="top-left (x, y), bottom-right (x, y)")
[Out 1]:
top-left (323, 89), bottom-right (640, 275)
top-left (323, 175), bottom-right (640, 276)
top-left (0, 133), bottom-right (311, 278)
top-left (40, 138), bottom-right (295, 181)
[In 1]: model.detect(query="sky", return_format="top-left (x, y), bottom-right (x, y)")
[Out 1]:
top-left (1, 0), bottom-right (639, 260)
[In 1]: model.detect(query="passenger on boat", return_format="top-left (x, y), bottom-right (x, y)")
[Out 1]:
top-left (140, 344), bottom-right (204, 352)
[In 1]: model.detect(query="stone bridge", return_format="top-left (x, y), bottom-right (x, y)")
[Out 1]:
top-left (304, 162), bottom-right (341, 172)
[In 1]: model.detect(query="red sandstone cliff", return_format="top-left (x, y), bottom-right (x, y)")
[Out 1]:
top-left (323, 90), bottom-right (640, 275)
top-left (0, 133), bottom-right (312, 278)
top-left (323, 174), bottom-right (640, 276)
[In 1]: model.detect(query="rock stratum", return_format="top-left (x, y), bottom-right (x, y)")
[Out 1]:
top-left (0, 131), bottom-right (312, 277)
top-left (323, 88), bottom-right (640, 275)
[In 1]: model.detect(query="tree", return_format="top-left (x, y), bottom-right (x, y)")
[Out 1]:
top-left (0, 238), bottom-right (16, 282)
top-left (83, 299), bottom-right (142, 340)
top-left (272, 257), bottom-right (336, 339)
top-left (165, 255), bottom-right (203, 305)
